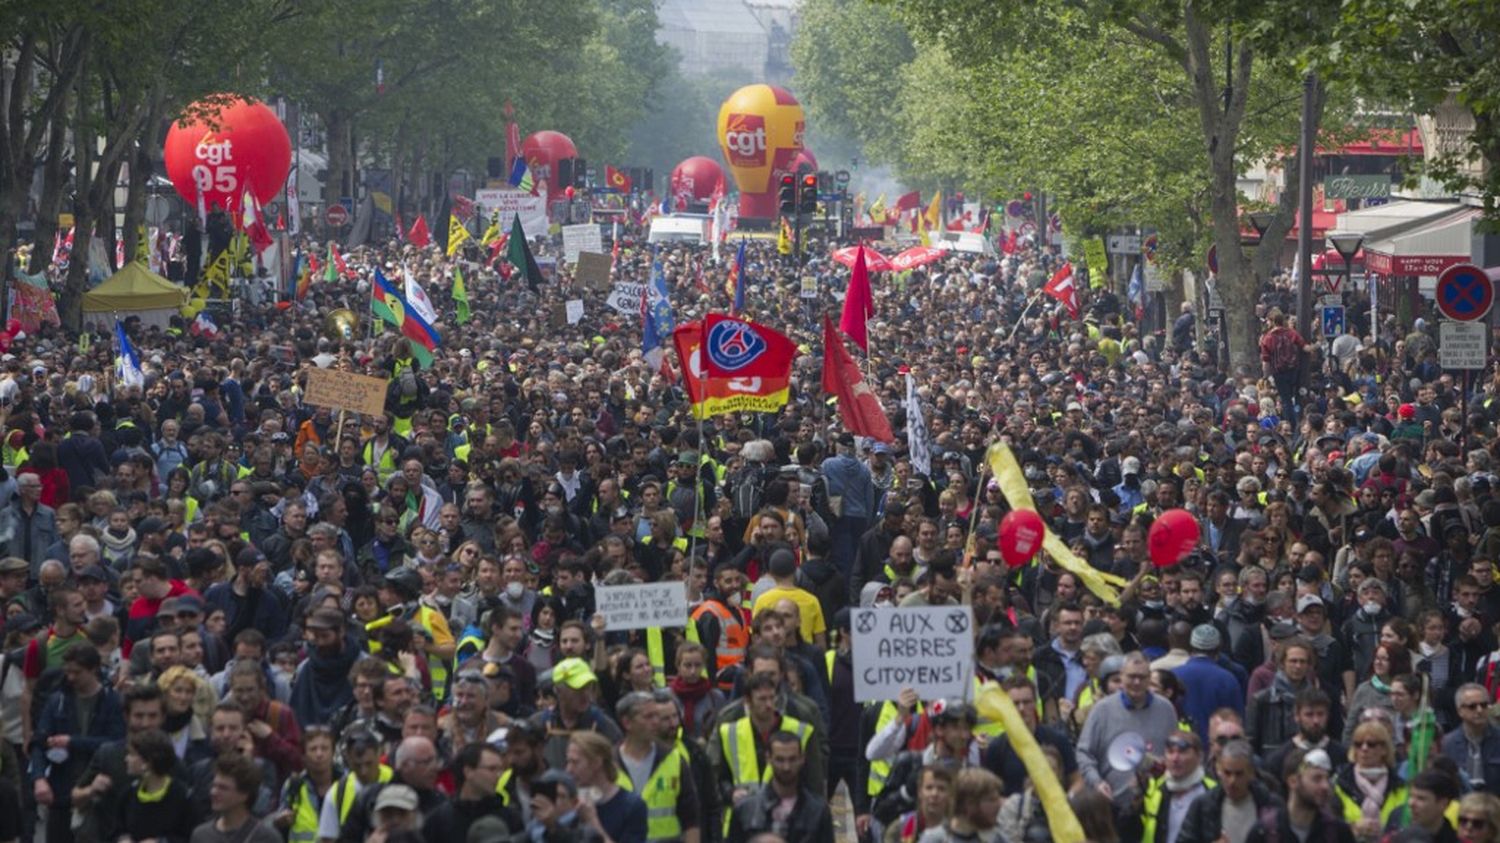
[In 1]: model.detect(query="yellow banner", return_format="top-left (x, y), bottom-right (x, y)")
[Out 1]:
top-left (689, 388), bottom-right (792, 420)
top-left (200, 249), bottom-right (232, 298)
top-left (447, 215), bottom-right (471, 257)
top-left (976, 683), bottom-right (1087, 843)
top-left (1084, 238), bottom-right (1108, 289)
top-left (986, 442), bottom-right (1126, 605)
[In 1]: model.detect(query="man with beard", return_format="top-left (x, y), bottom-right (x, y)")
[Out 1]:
top-left (1263, 688), bottom-right (1343, 785)
top-left (1243, 748), bottom-right (1355, 843)
top-left (1293, 595), bottom-right (1353, 731)
top-left (1222, 566), bottom-right (1269, 670)
top-left (288, 609), bottom-right (361, 727)
top-left (1247, 638), bottom-right (1318, 760)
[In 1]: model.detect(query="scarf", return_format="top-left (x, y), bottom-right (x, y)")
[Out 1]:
top-left (1354, 767), bottom-right (1389, 818)
top-left (163, 708), bottom-right (194, 735)
top-left (1370, 674), bottom-right (1390, 693)
top-left (287, 638), bottom-right (360, 727)
top-left (1165, 767), bottom-right (1206, 794)
top-left (669, 674), bottom-right (714, 730)
top-left (101, 527), bottom-right (137, 559)
top-left (1269, 670), bottom-right (1307, 702)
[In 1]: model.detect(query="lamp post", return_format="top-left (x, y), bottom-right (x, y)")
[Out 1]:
top-left (1327, 230), bottom-right (1365, 347)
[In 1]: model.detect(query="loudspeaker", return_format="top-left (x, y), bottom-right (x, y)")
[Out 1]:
top-left (557, 160), bottom-right (574, 190)
top-left (487, 157), bottom-right (503, 179)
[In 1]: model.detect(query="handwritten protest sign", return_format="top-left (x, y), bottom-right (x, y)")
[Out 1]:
top-left (851, 606), bottom-right (974, 702)
top-left (575, 252), bottom-right (612, 289)
top-left (595, 582), bottom-right (688, 632)
top-left (561, 224), bottom-right (603, 263)
top-left (304, 368), bottom-right (388, 417)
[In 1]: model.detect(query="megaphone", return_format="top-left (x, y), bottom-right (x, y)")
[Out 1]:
top-left (1106, 731), bottom-right (1148, 773)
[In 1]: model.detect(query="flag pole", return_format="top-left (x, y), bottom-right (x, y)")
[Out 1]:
top-left (1006, 290), bottom-right (1045, 343)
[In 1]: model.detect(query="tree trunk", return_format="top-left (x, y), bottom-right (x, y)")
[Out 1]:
top-left (28, 100), bottom-right (71, 274)
top-left (322, 107), bottom-right (354, 205)
top-left (120, 92), bottom-right (166, 267)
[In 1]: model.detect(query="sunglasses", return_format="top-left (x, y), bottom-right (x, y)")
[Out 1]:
top-left (1213, 734), bottom-right (1243, 745)
top-left (1354, 740), bottom-right (1382, 749)
top-left (1164, 738), bottom-right (1194, 752)
top-left (1460, 701), bottom-right (1488, 711)
top-left (1460, 817), bottom-right (1490, 829)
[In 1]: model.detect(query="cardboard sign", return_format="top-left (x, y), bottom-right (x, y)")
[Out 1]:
top-left (549, 303), bottom-right (567, 330)
top-left (561, 223), bottom-right (604, 264)
top-left (303, 368), bottom-right (388, 417)
top-left (575, 252), bottom-right (612, 289)
top-left (565, 299), bottom-right (584, 325)
top-left (851, 606), bottom-right (975, 703)
top-left (606, 282), bottom-right (646, 314)
top-left (595, 582), bottom-right (688, 632)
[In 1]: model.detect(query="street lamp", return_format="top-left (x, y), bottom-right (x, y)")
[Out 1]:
top-left (1326, 229), bottom-right (1365, 343)
top-left (1248, 211), bottom-right (1277, 239)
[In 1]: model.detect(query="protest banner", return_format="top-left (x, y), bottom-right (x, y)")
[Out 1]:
top-left (606, 282), bottom-right (646, 314)
top-left (475, 189), bottom-right (548, 238)
top-left (575, 252), bottom-right (612, 289)
top-left (304, 368), bottom-right (388, 417)
top-left (565, 299), bottom-right (585, 324)
top-left (851, 605), bottom-right (974, 702)
top-left (561, 223), bottom-right (603, 263)
top-left (595, 582), bottom-right (688, 632)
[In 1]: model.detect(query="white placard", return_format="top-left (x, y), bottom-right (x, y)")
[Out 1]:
top-left (800, 276), bottom-right (818, 299)
top-left (851, 606), bottom-right (974, 703)
top-left (606, 282), bottom-right (645, 315)
top-left (1440, 320), bottom-right (1488, 370)
top-left (475, 189), bottom-right (548, 240)
top-left (1144, 262), bottom-right (1166, 292)
top-left (595, 582), bottom-right (688, 632)
top-left (561, 224), bottom-right (603, 264)
top-left (565, 299), bottom-right (584, 325)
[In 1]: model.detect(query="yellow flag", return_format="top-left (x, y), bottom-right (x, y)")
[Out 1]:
top-left (867, 194), bottom-right (886, 225)
top-left (202, 249), bottom-right (232, 298)
top-left (976, 683), bottom-right (1088, 843)
top-left (777, 217), bottom-right (792, 255)
top-left (134, 225), bottom-right (149, 266)
top-left (447, 215), bottom-right (471, 257)
top-left (917, 209), bottom-right (931, 247)
top-left (924, 191), bottom-right (942, 230)
top-left (480, 213), bottom-right (501, 246)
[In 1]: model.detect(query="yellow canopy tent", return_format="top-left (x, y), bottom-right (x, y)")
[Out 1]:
top-left (82, 263), bottom-right (189, 329)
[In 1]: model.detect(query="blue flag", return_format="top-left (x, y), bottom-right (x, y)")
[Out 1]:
top-left (508, 158), bottom-right (534, 193)
top-left (115, 320), bottom-right (143, 387)
top-left (1128, 262), bottom-right (1144, 316)
top-left (642, 254), bottom-right (676, 374)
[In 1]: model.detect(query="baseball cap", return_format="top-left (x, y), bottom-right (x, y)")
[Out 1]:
top-left (175, 594), bottom-right (205, 615)
top-left (550, 657), bottom-right (598, 690)
top-left (304, 608), bottom-right (343, 631)
top-left (77, 565), bottom-right (110, 583)
top-left (1098, 655), bottom-right (1127, 683)
top-left (1295, 594), bottom-right (1325, 613)
top-left (1121, 457), bottom-right (1142, 476)
top-left (137, 516), bottom-right (167, 534)
top-left (1269, 621), bottom-right (1300, 640)
top-left (373, 784), bottom-right (419, 812)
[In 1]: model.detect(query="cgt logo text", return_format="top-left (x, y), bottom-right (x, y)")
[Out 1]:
top-left (723, 114), bottom-right (767, 166)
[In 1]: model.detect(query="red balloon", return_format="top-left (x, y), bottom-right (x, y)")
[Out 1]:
top-left (789, 148), bottom-right (818, 175)
top-left (521, 131), bottom-right (577, 187)
top-left (670, 156), bottom-right (725, 203)
top-left (1148, 509), bottom-right (1201, 568)
top-left (997, 509), bottom-right (1046, 568)
top-left (163, 96), bottom-right (291, 213)
top-left (275, 301), bottom-right (292, 311)
top-left (564, 185), bottom-right (576, 200)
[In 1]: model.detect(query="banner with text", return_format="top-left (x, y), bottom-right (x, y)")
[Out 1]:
top-left (595, 582), bottom-right (688, 632)
top-left (475, 189), bottom-right (548, 239)
top-left (851, 605), bottom-right (974, 702)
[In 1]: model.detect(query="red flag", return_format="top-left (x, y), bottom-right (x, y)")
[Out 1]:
top-left (408, 215), bottom-right (432, 248)
top-left (701, 313), bottom-right (798, 382)
top-left (893, 191), bottom-right (920, 211)
top-left (1043, 262), bottom-right (1080, 320)
top-left (394, 212), bottom-right (406, 242)
top-left (241, 189), bottom-right (273, 254)
top-left (331, 244), bottom-right (352, 279)
top-left (839, 245), bottom-right (874, 352)
top-left (605, 165), bottom-right (631, 193)
top-left (1001, 230), bottom-right (1018, 255)
top-left (822, 315), bottom-right (894, 442)
top-left (451, 194), bottom-right (475, 222)
top-left (505, 103), bottom-right (522, 175)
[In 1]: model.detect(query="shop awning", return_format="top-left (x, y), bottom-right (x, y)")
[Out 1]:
top-left (1334, 200), bottom-right (1467, 241)
top-left (1363, 207), bottom-right (1482, 276)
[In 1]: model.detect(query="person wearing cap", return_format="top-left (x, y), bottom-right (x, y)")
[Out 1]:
top-left (1172, 623), bottom-right (1244, 739)
top-left (337, 736), bottom-right (447, 843)
top-left (315, 731), bottom-right (391, 843)
top-left (369, 566), bottom-right (455, 701)
top-left (1340, 578), bottom-right (1392, 685)
top-left (1241, 747), bottom-right (1353, 843)
top-left (0, 471), bottom-right (57, 575)
top-left (288, 608), bottom-right (361, 729)
top-left (1120, 729), bottom-right (1216, 843)
top-left (203, 548), bottom-right (288, 644)
top-left (532, 656), bottom-right (623, 772)
top-left (870, 692), bottom-right (983, 828)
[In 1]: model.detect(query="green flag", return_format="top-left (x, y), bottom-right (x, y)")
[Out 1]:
top-left (324, 244), bottom-right (338, 283)
top-left (506, 216), bottom-right (544, 292)
top-left (452, 266), bottom-right (471, 324)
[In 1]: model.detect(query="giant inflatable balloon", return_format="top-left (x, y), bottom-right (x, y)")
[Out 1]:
top-left (521, 131), bottom-right (577, 188)
top-left (671, 156), bottom-right (725, 204)
top-left (716, 84), bottom-right (804, 220)
top-left (163, 96), bottom-right (291, 213)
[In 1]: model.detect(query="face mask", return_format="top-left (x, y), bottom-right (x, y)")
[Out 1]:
top-left (874, 599), bottom-right (894, 609)
top-left (725, 592), bottom-right (742, 607)
top-left (546, 505), bottom-right (563, 516)
top-left (1243, 594), bottom-right (1263, 607)
top-left (506, 581), bottom-right (525, 599)
top-left (1144, 600), bottom-right (1165, 611)
top-left (1362, 601), bottom-right (1382, 616)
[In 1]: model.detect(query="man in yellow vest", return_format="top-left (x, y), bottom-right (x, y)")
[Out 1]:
top-left (1125, 730), bottom-right (1216, 843)
top-left (710, 672), bottom-right (818, 836)
top-left (869, 697), bottom-right (983, 828)
top-left (615, 691), bottom-right (701, 843)
top-left (316, 734), bottom-right (391, 843)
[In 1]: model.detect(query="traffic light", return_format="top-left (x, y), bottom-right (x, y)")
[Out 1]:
top-left (778, 174), bottom-right (796, 214)
top-left (799, 174), bottom-right (818, 214)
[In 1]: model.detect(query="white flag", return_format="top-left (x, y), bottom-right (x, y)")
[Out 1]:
top-left (285, 165), bottom-right (301, 236)
top-left (404, 269), bottom-right (439, 324)
top-left (905, 373), bottom-right (931, 477)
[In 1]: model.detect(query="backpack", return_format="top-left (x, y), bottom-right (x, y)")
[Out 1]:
top-left (1267, 329), bottom-right (1301, 373)
top-left (731, 465), bottom-right (771, 520)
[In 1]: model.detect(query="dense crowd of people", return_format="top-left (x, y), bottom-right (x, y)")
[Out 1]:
top-left (0, 221), bottom-right (1497, 843)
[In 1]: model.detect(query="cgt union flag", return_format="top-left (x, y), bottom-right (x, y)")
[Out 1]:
top-left (674, 316), bottom-right (797, 419)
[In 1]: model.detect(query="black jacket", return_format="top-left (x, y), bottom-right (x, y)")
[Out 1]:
top-left (726, 784), bottom-right (833, 843)
top-left (421, 793), bottom-right (519, 843)
top-left (1244, 805), bottom-right (1357, 843)
top-left (338, 777), bottom-right (448, 843)
top-left (1176, 781), bottom-right (1283, 843)
top-left (1222, 598), bottom-right (1267, 670)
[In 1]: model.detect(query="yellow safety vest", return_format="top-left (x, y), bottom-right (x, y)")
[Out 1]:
top-left (1335, 779), bottom-right (1409, 827)
top-left (646, 626), bottom-right (666, 688)
top-left (718, 715), bottom-right (812, 835)
top-left (334, 765), bottom-right (393, 823)
top-left (363, 439), bottom-right (400, 483)
top-left (457, 633), bottom-right (486, 663)
top-left (1141, 774), bottom-right (1216, 843)
top-left (616, 745), bottom-right (687, 842)
top-left (288, 777), bottom-right (322, 843)
top-left (867, 701), bottom-right (922, 796)
top-left (417, 604), bottom-right (451, 700)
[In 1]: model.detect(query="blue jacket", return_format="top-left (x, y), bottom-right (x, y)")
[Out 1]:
top-left (0, 501), bottom-right (58, 574)
top-left (1440, 725), bottom-right (1500, 796)
top-left (1172, 655), bottom-right (1245, 739)
top-left (29, 684), bottom-right (126, 807)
